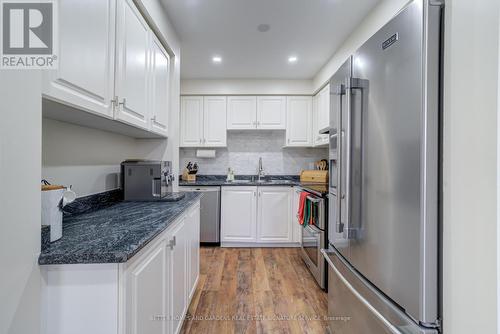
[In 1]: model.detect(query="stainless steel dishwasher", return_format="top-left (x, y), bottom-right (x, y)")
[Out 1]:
top-left (179, 186), bottom-right (220, 244)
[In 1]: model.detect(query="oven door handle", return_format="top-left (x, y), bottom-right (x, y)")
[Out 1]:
top-left (306, 195), bottom-right (323, 203)
top-left (305, 224), bottom-right (322, 235)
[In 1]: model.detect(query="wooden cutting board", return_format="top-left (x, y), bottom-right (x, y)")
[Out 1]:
top-left (300, 170), bottom-right (328, 183)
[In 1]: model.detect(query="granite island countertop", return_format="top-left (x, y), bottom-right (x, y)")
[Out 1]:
top-left (38, 192), bottom-right (202, 265)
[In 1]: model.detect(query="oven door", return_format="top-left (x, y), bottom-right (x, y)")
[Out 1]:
top-left (300, 224), bottom-right (326, 289)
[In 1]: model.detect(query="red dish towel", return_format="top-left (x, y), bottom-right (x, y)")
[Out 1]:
top-left (297, 192), bottom-right (308, 225)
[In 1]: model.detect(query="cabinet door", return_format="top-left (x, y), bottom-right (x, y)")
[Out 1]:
top-left (115, 0), bottom-right (150, 129)
top-left (221, 187), bottom-right (257, 242)
top-left (43, 0), bottom-right (116, 118)
top-left (313, 93), bottom-right (321, 146)
top-left (149, 33), bottom-right (170, 137)
top-left (168, 218), bottom-right (187, 334)
top-left (292, 187), bottom-right (302, 243)
top-left (227, 96), bottom-right (257, 129)
top-left (317, 85), bottom-right (330, 145)
top-left (180, 96), bottom-right (203, 147)
top-left (187, 203), bottom-right (200, 300)
top-left (257, 96), bottom-right (286, 129)
top-left (125, 241), bottom-right (166, 334)
top-left (286, 96), bottom-right (313, 147)
top-left (257, 187), bottom-right (292, 242)
top-left (203, 96), bottom-right (227, 147)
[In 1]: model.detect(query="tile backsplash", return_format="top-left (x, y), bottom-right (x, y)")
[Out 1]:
top-left (180, 131), bottom-right (328, 175)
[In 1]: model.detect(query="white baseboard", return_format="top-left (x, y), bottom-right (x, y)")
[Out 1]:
top-left (221, 242), bottom-right (300, 248)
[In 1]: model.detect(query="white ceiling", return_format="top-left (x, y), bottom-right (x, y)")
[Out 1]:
top-left (161, 0), bottom-right (380, 79)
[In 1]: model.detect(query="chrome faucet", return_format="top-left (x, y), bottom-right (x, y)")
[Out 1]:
top-left (258, 157), bottom-right (265, 181)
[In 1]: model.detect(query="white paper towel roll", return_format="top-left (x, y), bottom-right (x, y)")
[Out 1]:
top-left (41, 189), bottom-right (64, 242)
top-left (196, 149), bottom-right (216, 158)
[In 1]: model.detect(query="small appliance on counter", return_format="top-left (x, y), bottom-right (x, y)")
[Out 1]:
top-left (41, 180), bottom-right (77, 242)
top-left (182, 161), bottom-right (199, 182)
top-left (121, 160), bottom-right (174, 201)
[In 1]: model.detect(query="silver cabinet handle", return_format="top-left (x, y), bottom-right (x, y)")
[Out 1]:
top-left (118, 98), bottom-right (126, 106)
top-left (151, 115), bottom-right (157, 122)
top-left (152, 178), bottom-right (161, 197)
top-left (168, 236), bottom-right (176, 250)
top-left (111, 96), bottom-right (119, 108)
top-left (254, 191), bottom-right (256, 197)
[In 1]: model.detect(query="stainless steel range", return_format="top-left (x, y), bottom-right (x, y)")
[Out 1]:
top-left (298, 185), bottom-right (328, 290)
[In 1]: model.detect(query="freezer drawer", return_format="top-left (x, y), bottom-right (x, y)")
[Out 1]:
top-left (322, 249), bottom-right (438, 334)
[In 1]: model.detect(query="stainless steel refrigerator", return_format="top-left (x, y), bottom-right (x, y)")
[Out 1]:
top-left (323, 0), bottom-right (442, 333)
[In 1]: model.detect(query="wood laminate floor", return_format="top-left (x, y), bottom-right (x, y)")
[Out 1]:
top-left (181, 247), bottom-right (329, 334)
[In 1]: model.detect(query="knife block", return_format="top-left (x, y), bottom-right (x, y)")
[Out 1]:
top-left (182, 169), bottom-right (196, 182)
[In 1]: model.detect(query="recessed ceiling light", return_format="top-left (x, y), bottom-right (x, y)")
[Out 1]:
top-left (212, 56), bottom-right (222, 63)
top-left (288, 56), bottom-right (298, 63)
top-left (257, 24), bottom-right (270, 32)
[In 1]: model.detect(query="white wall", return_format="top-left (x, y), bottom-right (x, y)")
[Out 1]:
top-left (180, 131), bottom-right (327, 175)
top-left (442, 1), bottom-right (499, 333)
top-left (0, 73), bottom-right (42, 334)
top-left (42, 118), bottom-right (170, 196)
top-left (180, 79), bottom-right (313, 95)
top-left (312, 0), bottom-right (409, 92)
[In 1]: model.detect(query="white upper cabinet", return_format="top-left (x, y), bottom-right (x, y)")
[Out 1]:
top-left (180, 96), bottom-right (227, 147)
top-left (226, 96), bottom-right (286, 130)
top-left (149, 33), bottom-right (170, 137)
top-left (313, 85), bottom-right (330, 146)
top-left (180, 96), bottom-right (204, 147)
top-left (286, 96), bottom-right (313, 147)
top-left (257, 187), bottom-right (292, 243)
top-left (227, 96), bottom-right (257, 129)
top-left (203, 96), bottom-right (227, 147)
top-left (114, 0), bottom-right (150, 130)
top-left (43, 0), bottom-right (116, 119)
top-left (257, 96), bottom-right (286, 129)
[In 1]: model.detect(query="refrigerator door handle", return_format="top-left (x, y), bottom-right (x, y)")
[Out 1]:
top-left (344, 77), bottom-right (369, 240)
top-left (336, 83), bottom-right (345, 234)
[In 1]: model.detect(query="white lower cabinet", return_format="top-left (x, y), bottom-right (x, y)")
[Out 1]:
top-left (125, 236), bottom-right (168, 334)
top-left (257, 187), bottom-right (292, 242)
top-left (221, 186), bottom-right (257, 242)
top-left (291, 187), bottom-right (302, 243)
top-left (169, 218), bottom-right (187, 334)
top-left (187, 204), bottom-right (200, 300)
top-left (42, 201), bottom-right (201, 334)
top-left (221, 186), bottom-right (296, 246)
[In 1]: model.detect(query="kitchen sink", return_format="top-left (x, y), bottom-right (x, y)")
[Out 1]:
top-left (232, 179), bottom-right (252, 183)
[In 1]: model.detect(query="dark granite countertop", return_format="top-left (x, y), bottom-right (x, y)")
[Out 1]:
top-left (38, 192), bottom-right (202, 265)
top-left (179, 175), bottom-right (329, 194)
top-left (179, 175), bottom-right (300, 187)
